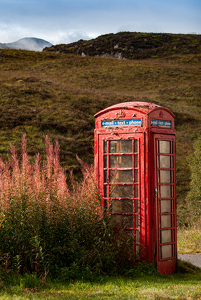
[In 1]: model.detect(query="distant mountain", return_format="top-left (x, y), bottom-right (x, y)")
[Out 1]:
top-left (0, 37), bottom-right (52, 51)
top-left (44, 31), bottom-right (201, 59)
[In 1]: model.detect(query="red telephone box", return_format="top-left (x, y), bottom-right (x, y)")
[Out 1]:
top-left (94, 102), bottom-right (177, 275)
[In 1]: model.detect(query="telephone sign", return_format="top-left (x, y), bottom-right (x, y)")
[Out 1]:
top-left (102, 119), bottom-right (142, 127)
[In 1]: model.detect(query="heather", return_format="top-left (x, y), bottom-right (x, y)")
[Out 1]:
top-left (45, 32), bottom-right (201, 59)
top-left (0, 47), bottom-right (201, 217)
top-left (0, 134), bottom-right (133, 280)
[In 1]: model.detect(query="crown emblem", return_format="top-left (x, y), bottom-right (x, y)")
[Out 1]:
top-left (159, 111), bottom-right (164, 118)
top-left (115, 109), bottom-right (126, 118)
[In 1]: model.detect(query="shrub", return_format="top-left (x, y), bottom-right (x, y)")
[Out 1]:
top-left (0, 134), bottom-right (134, 279)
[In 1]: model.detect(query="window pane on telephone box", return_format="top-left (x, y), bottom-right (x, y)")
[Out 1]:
top-left (109, 140), bottom-right (132, 153)
top-left (111, 200), bottom-right (133, 213)
top-left (109, 155), bottom-right (133, 168)
top-left (111, 185), bottom-right (133, 198)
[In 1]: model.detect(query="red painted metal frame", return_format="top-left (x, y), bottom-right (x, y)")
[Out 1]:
top-left (99, 134), bottom-right (144, 256)
top-left (154, 134), bottom-right (177, 275)
top-left (94, 102), bottom-right (176, 275)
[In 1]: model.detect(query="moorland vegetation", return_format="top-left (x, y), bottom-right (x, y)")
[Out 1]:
top-left (45, 31), bottom-right (201, 59)
top-left (0, 32), bottom-right (200, 297)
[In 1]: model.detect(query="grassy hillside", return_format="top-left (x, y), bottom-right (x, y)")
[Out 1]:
top-left (44, 32), bottom-right (201, 59)
top-left (0, 41), bottom-right (201, 218)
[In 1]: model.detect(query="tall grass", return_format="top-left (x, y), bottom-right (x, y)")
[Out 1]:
top-left (178, 221), bottom-right (201, 253)
top-left (0, 134), bottom-right (133, 280)
top-left (177, 136), bottom-right (201, 253)
top-left (186, 136), bottom-right (201, 223)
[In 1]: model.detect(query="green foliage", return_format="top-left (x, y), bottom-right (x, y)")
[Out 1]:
top-left (124, 262), bottom-right (159, 277)
top-left (185, 137), bottom-right (201, 222)
top-left (0, 135), bottom-right (136, 280)
top-left (20, 273), bottom-right (41, 289)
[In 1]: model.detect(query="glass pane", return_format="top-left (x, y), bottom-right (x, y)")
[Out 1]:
top-left (123, 200), bottom-right (133, 213)
top-left (136, 245), bottom-right (140, 255)
top-left (161, 229), bottom-right (172, 243)
top-left (121, 141), bottom-right (133, 153)
top-left (159, 141), bottom-right (171, 154)
top-left (109, 140), bottom-right (132, 153)
top-left (111, 200), bottom-right (133, 213)
top-left (160, 171), bottom-right (171, 183)
top-left (171, 185), bottom-right (174, 198)
top-left (111, 185), bottom-right (133, 198)
top-left (111, 215), bottom-right (121, 227)
top-left (104, 170), bottom-right (108, 183)
top-left (171, 171), bottom-right (174, 183)
top-left (160, 155), bottom-right (171, 168)
top-left (104, 141), bottom-right (107, 153)
top-left (161, 215), bottom-right (171, 228)
top-left (134, 169), bottom-right (138, 183)
top-left (111, 215), bottom-right (133, 228)
top-left (104, 156), bottom-right (107, 168)
top-left (134, 154), bottom-right (138, 168)
top-left (109, 155), bottom-right (133, 168)
top-left (135, 230), bottom-right (139, 243)
top-left (109, 141), bottom-right (117, 153)
top-left (110, 170), bottom-right (133, 183)
top-left (161, 185), bottom-right (171, 198)
top-left (135, 200), bottom-right (139, 213)
top-left (135, 185), bottom-right (139, 198)
top-left (123, 216), bottom-right (133, 228)
top-left (135, 215), bottom-right (139, 228)
top-left (172, 157), bottom-right (174, 168)
top-left (162, 245), bottom-right (172, 259)
top-left (104, 185), bottom-right (108, 197)
top-left (134, 140), bottom-right (138, 153)
top-left (125, 230), bottom-right (134, 239)
top-left (161, 200), bottom-right (172, 213)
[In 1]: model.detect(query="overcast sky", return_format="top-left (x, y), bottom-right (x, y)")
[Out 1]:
top-left (0, 0), bottom-right (201, 45)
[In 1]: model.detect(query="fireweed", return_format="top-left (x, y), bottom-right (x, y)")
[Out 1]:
top-left (0, 134), bottom-right (134, 279)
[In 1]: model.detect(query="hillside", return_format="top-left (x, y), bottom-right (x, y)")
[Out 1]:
top-left (0, 37), bottom-right (52, 51)
top-left (0, 40), bottom-right (201, 223)
top-left (44, 32), bottom-right (201, 59)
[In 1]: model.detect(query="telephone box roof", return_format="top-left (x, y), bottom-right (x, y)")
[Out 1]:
top-left (94, 102), bottom-right (175, 118)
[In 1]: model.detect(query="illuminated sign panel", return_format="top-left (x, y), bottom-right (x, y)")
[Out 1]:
top-left (102, 119), bottom-right (141, 127)
top-left (151, 119), bottom-right (171, 128)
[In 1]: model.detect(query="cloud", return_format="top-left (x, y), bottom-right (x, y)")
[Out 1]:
top-left (0, 21), bottom-right (97, 45)
top-left (0, 0), bottom-right (200, 45)
top-left (47, 30), bottom-right (97, 45)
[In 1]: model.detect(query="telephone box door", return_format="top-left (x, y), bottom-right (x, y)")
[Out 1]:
top-left (154, 135), bottom-right (177, 275)
top-left (98, 133), bottom-right (145, 256)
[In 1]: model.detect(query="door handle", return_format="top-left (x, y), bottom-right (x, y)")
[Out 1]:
top-left (154, 188), bottom-right (158, 197)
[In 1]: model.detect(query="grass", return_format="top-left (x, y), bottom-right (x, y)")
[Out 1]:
top-left (178, 222), bottom-right (201, 254)
top-left (0, 46), bottom-right (201, 298)
top-left (0, 263), bottom-right (201, 300)
top-left (0, 49), bottom-right (200, 206)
